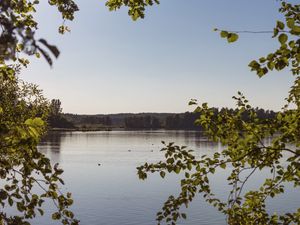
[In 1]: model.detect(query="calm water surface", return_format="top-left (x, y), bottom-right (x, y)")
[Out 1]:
top-left (32, 131), bottom-right (299, 225)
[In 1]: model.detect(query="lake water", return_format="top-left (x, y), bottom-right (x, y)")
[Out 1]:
top-left (31, 131), bottom-right (299, 225)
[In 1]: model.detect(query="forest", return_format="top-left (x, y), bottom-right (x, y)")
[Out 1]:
top-left (49, 99), bottom-right (277, 130)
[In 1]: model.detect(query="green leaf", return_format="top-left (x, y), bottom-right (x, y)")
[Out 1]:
top-left (286, 18), bottom-right (295, 29)
top-left (278, 33), bottom-right (288, 44)
top-left (0, 190), bottom-right (7, 200)
top-left (8, 197), bottom-right (13, 206)
top-left (267, 61), bottom-right (275, 70)
top-left (38, 208), bottom-right (44, 216)
top-left (188, 99), bottom-right (197, 105)
top-left (160, 171), bottom-right (166, 178)
top-left (273, 28), bottom-right (279, 37)
top-left (277, 20), bottom-right (285, 30)
top-left (220, 163), bottom-right (226, 169)
top-left (292, 25), bottom-right (300, 33)
top-left (227, 33), bottom-right (239, 43)
top-left (220, 31), bottom-right (228, 38)
top-left (52, 212), bottom-right (61, 220)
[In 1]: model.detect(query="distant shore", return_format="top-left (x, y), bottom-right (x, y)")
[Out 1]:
top-left (49, 127), bottom-right (114, 132)
top-left (48, 127), bottom-right (203, 132)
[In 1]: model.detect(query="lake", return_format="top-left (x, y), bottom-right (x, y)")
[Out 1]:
top-left (31, 130), bottom-right (299, 225)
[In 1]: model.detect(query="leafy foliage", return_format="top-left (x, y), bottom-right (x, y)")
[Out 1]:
top-left (1, 0), bottom-right (299, 225)
top-left (248, 2), bottom-right (300, 77)
top-left (0, 0), bottom-right (80, 224)
top-left (138, 92), bottom-right (300, 224)
top-left (105, 0), bottom-right (160, 21)
top-left (135, 1), bottom-right (300, 225)
top-left (0, 67), bottom-right (78, 224)
top-left (219, 30), bottom-right (239, 43)
top-left (0, 0), bottom-right (78, 66)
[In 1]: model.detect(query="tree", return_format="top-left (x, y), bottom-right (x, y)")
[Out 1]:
top-left (50, 99), bottom-right (62, 117)
top-left (48, 99), bottom-right (74, 129)
top-left (133, 1), bottom-right (300, 225)
top-left (0, 68), bottom-right (77, 224)
top-left (0, 1), bottom-right (79, 224)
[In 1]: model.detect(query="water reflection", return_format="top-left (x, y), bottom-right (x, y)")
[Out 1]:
top-left (40, 130), bottom-right (220, 158)
top-left (39, 131), bottom-right (63, 163)
top-left (34, 130), bottom-right (299, 225)
top-left (36, 130), bottom-right (226, 225)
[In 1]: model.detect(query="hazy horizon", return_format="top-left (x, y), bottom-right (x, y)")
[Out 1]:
top-left (63, 108), bottom-right (279, 116)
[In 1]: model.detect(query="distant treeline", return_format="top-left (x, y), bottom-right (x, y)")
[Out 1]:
top-left (62, 113), bottom-right (172, 130)
top-left (65, 114), bottom-right (112, 127)
top-left (47, 99), bottom-right (277, 130)
top-left (48, 99), bottom-right (74, 129)
top-left (124, 116), bottom-right (161, 129)
top-left (50, 108), bottom-right (276, 130)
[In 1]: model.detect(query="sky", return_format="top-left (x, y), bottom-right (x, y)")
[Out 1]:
top-left (21, 0), bottom-right (295, 114)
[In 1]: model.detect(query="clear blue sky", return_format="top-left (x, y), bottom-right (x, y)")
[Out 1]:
top-left (22, 0), bottom-right (295, 114)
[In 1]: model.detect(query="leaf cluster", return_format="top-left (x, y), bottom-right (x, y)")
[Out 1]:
top-left (248, 1), bottom-right (300, 77)
top-left (138, 92), bottom-right (300, 225)
top-left (0, 0), bottom-right (78, 66)
top-left (137, 1), bottom-right (300, 225)
top-left (0, 66), bottom-right (78, 224)
top-left (105, 0), bottom-right (160, 21)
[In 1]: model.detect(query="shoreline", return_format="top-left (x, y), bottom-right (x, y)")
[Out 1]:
top-left (48, 127), bottom-right (202, 132)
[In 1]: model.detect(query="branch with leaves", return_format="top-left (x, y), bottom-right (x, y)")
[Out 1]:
top-left (0, 1), bottom-right (80, 224)
top-left (0, 68), bottom-right (79, 225)
top-left (137, 93), bottom-right (300, 225)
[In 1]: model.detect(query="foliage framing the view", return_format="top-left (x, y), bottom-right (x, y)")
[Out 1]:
top-left (135, 1), bottom-right (300, 225)
top-left (1, 0), bottom-right (300, 225)
top-left (0, 0), bottom-right (80, 224)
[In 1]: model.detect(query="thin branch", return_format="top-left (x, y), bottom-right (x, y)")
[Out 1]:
top-left (237, 167), bottom-right (258, 199)
top-left (215, 28), bottom-right (289, 34)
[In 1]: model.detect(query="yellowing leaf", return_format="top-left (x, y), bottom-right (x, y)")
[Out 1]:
top-left (227, 33), bottom-right (239, 43)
